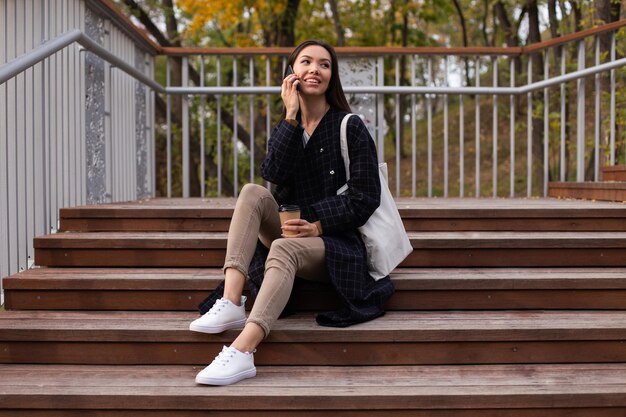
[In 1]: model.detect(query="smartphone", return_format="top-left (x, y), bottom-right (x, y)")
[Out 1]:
top-left (286, 65), bottom-right (298, 90)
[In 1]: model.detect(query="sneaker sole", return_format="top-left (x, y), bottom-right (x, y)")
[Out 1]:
top-left (189, 318), bottom-right (247, 334)
top-left (195, 367), bottom-right (257, 386)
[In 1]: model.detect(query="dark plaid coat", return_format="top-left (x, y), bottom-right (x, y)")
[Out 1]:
top-left (199, 107), bottom-right (394, 327)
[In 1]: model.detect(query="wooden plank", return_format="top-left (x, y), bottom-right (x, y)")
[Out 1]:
top-left (2, 364), bottom-right (626, 411)
top-left (34, 249), bottom-right (225, 267)
top-left (3, 311), bottom-right (626, 343)
top-left (603, 166), bottom-right (626, 182)
top-left (6, 289), bottom-right (626, 311)
top-left (403, 248), bottom-right (626, 267)
top-left (34, 231), bottom-right (626, 249)
top-left (2, 410), bottom-right (626, 417)
top-left (549, 182), bottom-right (626, 202)
top-left (60, 218), bottom-right (232, 232)
top-left (7, 268), bottom-right (626, 291)
top-left (2, 340), bottom-right (626, 365)
top-left (33, 233), bottom-right (228, 249)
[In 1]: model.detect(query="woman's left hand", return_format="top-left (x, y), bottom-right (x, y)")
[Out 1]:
top-left (282, 219), bottom-right (322, 238)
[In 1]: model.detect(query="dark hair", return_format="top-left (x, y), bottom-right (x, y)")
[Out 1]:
top-left (283, 40), bottom-right (351, 117)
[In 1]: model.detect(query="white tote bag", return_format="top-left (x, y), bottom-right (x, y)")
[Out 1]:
top-left (337, 114), bottom-right (412, 280)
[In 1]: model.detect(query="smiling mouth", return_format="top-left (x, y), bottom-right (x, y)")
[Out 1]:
top-left (304, 79), bottom-right (321, 84)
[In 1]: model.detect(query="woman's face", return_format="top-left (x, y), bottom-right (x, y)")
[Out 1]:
top-left (292, 45), bottom-right (332, 97)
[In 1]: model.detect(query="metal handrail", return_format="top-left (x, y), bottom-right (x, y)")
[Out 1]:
top-left (3, 29), bottom-right (625, 98)
top-left (0, 29), bottom-right (164, 92)
top-left (164, 53), bottom-right (626, 96)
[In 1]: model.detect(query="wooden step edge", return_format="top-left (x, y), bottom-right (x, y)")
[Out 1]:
top-left (5, 268), bottom-right (626, 291)
top-left (2, 310), bottom-right (626, 343)
top-left (31, 231), bottom-right (626, 249)
top-left (1, 364), bottom-right (626, 412)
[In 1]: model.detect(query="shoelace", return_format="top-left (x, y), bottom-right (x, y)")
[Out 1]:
top-left (214, 348), bottom-right (235, 367)
top-left (207, 298), bottom-right (229, 316)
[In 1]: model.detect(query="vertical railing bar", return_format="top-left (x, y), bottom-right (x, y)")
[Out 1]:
top-left (265, 56), bottom-right (271, 190)
top-left (576, 39), bottom-right (585, 182)
top-left (394, 57), bottom-right (400, 197)
top-left (233, 56), bottom-right (238, 197)
top-left (41, 0), bottom-right (49, 234)
top-left (217, 56), bottom-right (222, 197)
top-left (427, 56), bottom-right (432, 197)
top-left (7, 0), bottom-right (17, 274)
top-left (594, 36), bottom-right (600, 181)
top-left (459, 93), bottom-right (464, 197)
top-left (14, 0), bottom-right (24, 270)
top-left (1, 0), bottom-right (5, 284)
top-left (443, 56), bottom-right (449, 198)
top-left (68, 0), bottom-right (75, 207)
top-left (475, 57), bottom-right (480, 197)
top-left (115, 33), bottom-right (120, 200)
top-left (112, 34), bottom-right (118, 200)
top-left (376, 56), bottom-right (384, 163)
top-left (79, 45), bottom-right (86, 205)
top-left (543, 50), bottom-right (550, 198)
top-left (527, 54), bottom-right (533, 197)
top-left (249, 56), bottom-right (255, 184)
top-left (148, 68), bottom-right (157, 197)
top-left (60, 0), bottom-right (67, 208)
top-left (103, 24), bottom-right (111, 202)
top-left (181, 55), bottom-right (189, 198)
top-left (25, 0), bottom-right (35, 269)
top-left (510, 58), bottom-right (515, 197)
top-left (166, 57), bottom-right (171, 197)
top-left (560, 46), bottom-right (566, 181)
top-left (492, 56), bottom-right (498, 198)
top-left (610, 31), bottom-right (616, 165)
top-left (410, 55), bottom-right (416, 197)
top-left (200, 56), bottom-right (205, 197)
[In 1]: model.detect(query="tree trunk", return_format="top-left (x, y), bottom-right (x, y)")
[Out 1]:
top-left (482, 0), bottom-right (492, 47)
top-left (328, 0), bottom-right (345, 46)
top-left (452, 0), bottom-right (472, 87)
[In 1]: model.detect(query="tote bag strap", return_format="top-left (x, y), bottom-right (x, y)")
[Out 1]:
top-left (339, 113), bottom-right (357, 182)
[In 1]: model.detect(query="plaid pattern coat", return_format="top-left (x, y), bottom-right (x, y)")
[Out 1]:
top-left (199, 107), bottom-right (394, 327)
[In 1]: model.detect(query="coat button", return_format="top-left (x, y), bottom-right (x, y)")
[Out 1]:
top-left (330, 170), bottom-right (335, 175)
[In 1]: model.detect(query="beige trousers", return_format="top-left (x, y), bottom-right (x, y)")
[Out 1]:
top-left (223, 183), bottom-right (330, 337)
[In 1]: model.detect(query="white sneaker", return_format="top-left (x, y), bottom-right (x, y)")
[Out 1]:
top-left (195, 345), bottom-right (256, 386)
top-left (189, 296), bottom-right (247, 334)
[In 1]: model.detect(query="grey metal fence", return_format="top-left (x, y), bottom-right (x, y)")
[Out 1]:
top-left (158, 23), bottom-right (626, 200)
top-left (0, 0), bottom-right (156, 301)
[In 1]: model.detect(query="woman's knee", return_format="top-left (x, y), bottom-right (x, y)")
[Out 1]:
top-left (239, 183), bottom-right (271, 202)
top-left (265, 238), bottom-right (297, 273)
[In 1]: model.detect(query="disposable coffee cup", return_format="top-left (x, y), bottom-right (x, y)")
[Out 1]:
top-left (278, 204), bottom-right (300, 236)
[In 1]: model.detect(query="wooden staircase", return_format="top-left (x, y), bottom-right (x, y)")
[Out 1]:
top-left (549, 165), bottom-right (626, 202)
top-left (3, 197), bottom-right (626, 415)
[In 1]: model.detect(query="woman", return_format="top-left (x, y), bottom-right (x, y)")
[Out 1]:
top-left (190, 40), bottom-right (394, 386)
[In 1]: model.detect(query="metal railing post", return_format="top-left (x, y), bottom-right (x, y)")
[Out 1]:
top-left (576, 40), bottom-right (586, 182)
top-left (182, 55), bottom-right (189, 198)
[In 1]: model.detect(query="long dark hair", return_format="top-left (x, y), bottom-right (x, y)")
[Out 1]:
top-left (283, 40), bottom-right (351, 118)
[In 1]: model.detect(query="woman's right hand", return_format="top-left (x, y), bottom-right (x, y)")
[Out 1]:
top-left (281, 74), bottom-right (300, 119)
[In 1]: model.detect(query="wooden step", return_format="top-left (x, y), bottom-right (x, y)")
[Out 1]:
top-left (548, 181), bottom-right (626, 202)
top-left (59, 198), bottom-right (626, 232)
top-left (2, 363), bottom-right (626, 415)
top-left (2, 310), bottom-right (626, 365)
top-left (33, 231), bottom-right (626, 267)
top-left (5, 267), bottom-right (626, 311)
top-left (603, 165), bottom-right (626, 181)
